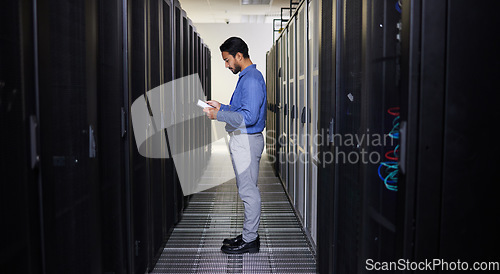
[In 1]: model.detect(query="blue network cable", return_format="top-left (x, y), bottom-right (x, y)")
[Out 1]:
top-left (388, 116), bottom-right (400, 139)
top-left (395, 1), bottom-right (402, 13)
top-left (379, 107), bottom-right (400, 191)
top-left (378, 162), bottom-right (398, 191)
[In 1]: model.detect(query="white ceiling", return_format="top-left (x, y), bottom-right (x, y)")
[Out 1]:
top-left (178, 0), bottom-right (291, 24)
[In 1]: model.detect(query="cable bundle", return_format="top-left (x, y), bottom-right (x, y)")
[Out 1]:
top-left (378, 161), bottom-right (398, 191)
top-left (379, 107), bottom-right (400, 191)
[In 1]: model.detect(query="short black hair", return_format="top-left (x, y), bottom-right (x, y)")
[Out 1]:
top-left (219, 37), bottom-right (249, 59)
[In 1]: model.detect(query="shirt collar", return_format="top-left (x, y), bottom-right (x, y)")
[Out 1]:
top-left (239, 64), bottom-right (256, 78)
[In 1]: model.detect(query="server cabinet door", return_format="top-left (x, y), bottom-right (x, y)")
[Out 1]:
top-left (274, 46), bottom-right (278, 159)
top-left (296, 4), bottom-right (308, 221)
top-left (0, 1), bottom-right (42, 272)
top-left (194, 33), bottom-right (201, 185)
top-left (162, 0), bottom-right (177, 238)
top-left (128, 0), bottom-right (151, 272)
top-left (333, 0), bottom-right (364, 272)
top-left (172, 3), bottom-right (185, 216)
top-left (399, 0), bottom-right (500, 265)
top-left (275, 40), bottom-right (282, 174)
top-left (287, 18), bottom-right (297, 203)
top-left (316, 0), bottom-right (338, 272)
top-left (357, 0), bottom-right (401, 269)
top-left (307, 0), bottom-right (320, 246)
top-left (179, 12), bottom-right (189, 200)
top-left (36, 0), bottom-right (102, 272)
top-left (97, 0), bottom-right (131, 272)
top-left (146, 0), bottom-right (167, 269)
top-left (267, 46), bottom-right (276, 159)
top-left (186, 19), bottom-right (194, 199)
top-left (279, 34), bottom-right (289, 186)
top-left (266, 50), bottom-right (272, 154)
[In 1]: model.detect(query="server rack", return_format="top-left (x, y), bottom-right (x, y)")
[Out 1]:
top-left (267, 0), bottom-right (500, 273)
top-left (127, 0), bottom-right (152, 271)
top-left (316, 0), bottom-right (337, 271)
top-left (296, 2), bottom-right (307, 223)
top-left (279, 30), bottom-right (289, 188)
top-left (307, 0), bottom-right (320, 244)
top-left (173, 0), bottom-right (185, 222)
top-left (181, 10), bottom-right (189, 206)
top-left (194, 33), bottom-right (200, 183)
top-left (205, 47), bottom-right (212, 100)
top-left (334, 0), bottom-right (364, 272)
top-left (287, 15), bottom-right (297, 203)
top-left (273, 39), bottom-right (280, 173)
top-left (268, 0), bottom-right (403, 272)
top-left (1, 0), bottom-right (212, 272)
top-left (265, 47), bottom-right (271, 156)
top-left (0, 0), bottom-right (43, 272)
top-left (186, 19), bottom-right (192, 192)
top-left (161, 0), bottom-right (176, 245)
top-left (319, 0), bottom-right (403, 272)
top-left (97, 0), bottom-right (130, 272)
top-left (399, 0), bottom-right (500, 265)
top-left (145, 0), bottom-right (169, 269)
top-left (266, 45), bottom-right (277, 163)
top-left (267, 0), bottom-right (321, 248)
top-left (35, 0), bottom-right (102, 273)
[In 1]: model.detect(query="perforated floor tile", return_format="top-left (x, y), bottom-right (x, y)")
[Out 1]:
top-left (152, 154), bottom-right (317, 273)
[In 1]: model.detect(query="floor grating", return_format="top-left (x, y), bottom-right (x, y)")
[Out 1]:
top-left (151, 153), bottom-right (317, 273)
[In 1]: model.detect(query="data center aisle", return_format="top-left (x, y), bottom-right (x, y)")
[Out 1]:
top-left (152, 152), bottom-right (317, 273)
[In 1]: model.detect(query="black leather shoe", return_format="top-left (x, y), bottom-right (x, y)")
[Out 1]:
top-left (221, 236), bottom-right (260, 254)
top-left (222, 234), bottom-right (242, 246)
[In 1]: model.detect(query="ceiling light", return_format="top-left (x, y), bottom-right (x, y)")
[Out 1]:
top-left (241, 0), bottom-right (271, 5)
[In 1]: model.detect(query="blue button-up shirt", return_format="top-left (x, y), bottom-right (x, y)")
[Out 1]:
top-left (216, 64), bottom-right (267, 134)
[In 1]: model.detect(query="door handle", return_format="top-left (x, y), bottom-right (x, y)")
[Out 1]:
top-left (301, 107), bottom-right (306, 124)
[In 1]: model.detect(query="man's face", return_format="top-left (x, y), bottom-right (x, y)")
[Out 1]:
top-left (222, 51), bottom-right (241, 74)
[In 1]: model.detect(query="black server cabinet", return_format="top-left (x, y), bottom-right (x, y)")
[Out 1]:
top-left (266, 44), bottom-right (279, 173)
top-left (399, 0), bottom-right (500, 265)
top-left (358, 0), bottom-right (401, 270)
top-left (274, 43), bottom-right (281, 175)
top-left (173, 0), bottom-right (185, 217)
top-left (207, 48), bottom-right (212, 100)
top-left (161, 0), bottom-right (177, 244)
top-left (181, 11), bottom-right (190, 206)
top-left (205, 47), bottom-right (212, 157)
top-left (187, 22), bottom-right (194, 192)
top-left (194, 33), bottom-right (200, 182)
top-left (200, 42), bottom-right (206, 167)
top-left (36, 0), bottom-right (102, 273)
top-left (2, 0), bottom-right (209, 272)
top-left (97, 0), bottom-right (130, 272)
top-left (318, 0), bottom-right (402, 272)
top-left (334, 0), bottom-right (364, 271)
top-left (317, 0), bottom-right (337, 273)
top-left (127, 0), bottom-right (150, 272)
top-left (265, 49), bottom-right (272, 158)
top-left (0, 0), bottom-right (42, 273)
top-left (146, 0), bottom-right (166, 269)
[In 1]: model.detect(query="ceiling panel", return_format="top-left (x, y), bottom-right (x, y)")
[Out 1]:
top-left (179, 0), bottom-right (291, 23)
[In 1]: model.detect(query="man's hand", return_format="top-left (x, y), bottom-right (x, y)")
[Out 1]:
top-left (206, 100), bottom-right (221, 110)
top-left (203, 107), bottom-right (218, 120)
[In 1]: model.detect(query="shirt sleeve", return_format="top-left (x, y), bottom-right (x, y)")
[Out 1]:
top-left (219, 103), bottom-right (231, 111)
top-left (216, 103), bottom-right (244, 130)
top-left (216, 109), bottom-right (244, 129)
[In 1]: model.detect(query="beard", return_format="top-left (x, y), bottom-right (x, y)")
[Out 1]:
top-left (229, 63), bottom-right (241, 74)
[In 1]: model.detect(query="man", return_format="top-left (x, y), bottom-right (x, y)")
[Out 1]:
top-left (203, 37), bottom-right (267, 254)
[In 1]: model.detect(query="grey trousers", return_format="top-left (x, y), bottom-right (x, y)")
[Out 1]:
top-left (228, 132), bottom-right (264, 243)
